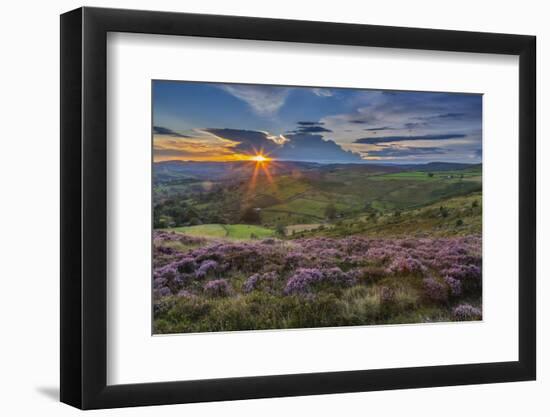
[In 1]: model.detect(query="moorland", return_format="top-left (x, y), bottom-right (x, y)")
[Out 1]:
top-left (153, 160), bottom-right (482, 333)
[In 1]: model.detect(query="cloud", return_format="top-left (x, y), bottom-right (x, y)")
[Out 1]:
top-left (311, 88), bottom-right (333, 97)
top-left (404, 122), bottom-right (427, 130)
top-left (291, 126), bottom-right (333, 134)
top-left (279, 134), bottom-right (361, 162)
top-left (320, 91), bottom-right (482, 159)
top-left (153, 126), bottom-right (192, 138)
top-left (421, 112), bottom-right (466, 120)
top-left (354, 133), bottom-right (467, 145)
top-left (363, 145), bottom-right (447, 158)
top-left (364, 126), bottom-right (397, 131)
top-left (288, 121), bottom-right (332, 134)
top-left (220, 85), bottom-right (290, 116)
top-left (205, 128), bottom-right (278, 153)
top-left (205, 128), bottom-right (361, 163)
top-left (153, 132), bottom-right (239, 162)
top-left (297, 121), bottom-right (325, 126)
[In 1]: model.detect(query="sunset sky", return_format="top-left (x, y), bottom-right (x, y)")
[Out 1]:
top-left (153, 81), bottom-right (482, 164)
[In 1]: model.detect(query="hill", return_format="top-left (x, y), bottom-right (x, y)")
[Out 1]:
top-left (153, 161), bottom-right (482, 231)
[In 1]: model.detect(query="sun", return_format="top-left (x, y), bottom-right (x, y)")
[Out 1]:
top-left (250, 153), bottom-right (270, 163)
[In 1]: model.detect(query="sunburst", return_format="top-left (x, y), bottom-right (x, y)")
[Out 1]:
top-left (249, 153), bottom-right (270, 163)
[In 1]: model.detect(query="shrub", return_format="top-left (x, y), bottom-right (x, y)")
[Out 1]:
top-left (177, 289), bottom-right (196, 298)
top-left (452, 304), bottom-right (482, 321)
top-left (444, 276), bottom-right (462, 297)
top-left (195, 260), bottom-right (218, 279)
top-left (174, 257), bottom-right (197, 273)
top-left (284, 268), bottom-right (324, 295)
top-left (422, 277), bottom-right (448, 303)
top-left (243, 271), bottom-right (278, 293)
top-left (284, 267), bottom-right (356, 295)
top-left (157, 286), bottom-right (172, 298)
top-left (379, 286), bottom-right (396, 305)
top-left (388, 256), bottom-right (425, 275)
top-left (152, 232), bottom-right (483, 332)
top-left (203, 279), bottom-right (232, 297)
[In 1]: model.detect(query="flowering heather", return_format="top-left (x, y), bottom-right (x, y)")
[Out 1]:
top-left (284, 267), bottom-right (356, 295)
top-left (379, 286), bottom-right (396, 304)
top-left (444, 276), bottom-right (462, 297)
top-left (422, 277), bottom-right (448, 303)
top-left (153, 230), bottom-right (206, 246)
top-left (284, 268), bottom-right (324, 295)
top-left (203, 279), bottom-right (232, 297)
top-left (243, 271), bottom-right (278, 293)
top-left (173, 257), bottom-right (197, 274)
top-left (388, 256), bottom-right (426, 275)
top-left (154, 264), bottom-right (177, 282)
top-left (152, 232), bottom-right (482, 331)
top-left (195, 260), bottom-right (218, 279)
top-left (157, 286), bottom-right (172, 298)
top-left (452, 304), bottom-right (482, 321)
top-left (177, 289), bottom-right (196, 298)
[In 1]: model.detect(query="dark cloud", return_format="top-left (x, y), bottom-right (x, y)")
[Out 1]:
top-left (205, 128), bottom-right (277, 153)
top-left (474, 148), bottom-right (482, 158)
top-left (349, 119), bottom-right (369, 124)
top-left (364, 145), bottom-right (447, 158)
top-left (417, 112), bottom-right (466, 121)
top-left (364, 126), bottom-right (396, 131)
top-left (289, 121), bottom-right (332, 134)
top-left (437, 112), bottom-right (466, 119)
top-left (279, 134), bottom-right (360, 162)
top-left (297, 121), bottom-right (325, 126)
top-left (153, 126), bottom-right (192, 138)
top-left (404, 122), bottom-right (427, 129)
top-left (354, 133), bottom-right (466, 145)
top-left (293, 126), bottom-right (333, 134)
top-left (205, 128), bottom-right (360, 163)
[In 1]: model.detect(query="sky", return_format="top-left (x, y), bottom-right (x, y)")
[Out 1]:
top-left (153, 81), bottom-right (482, 164)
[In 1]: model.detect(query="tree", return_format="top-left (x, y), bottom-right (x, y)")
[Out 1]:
top-left (427, 172), bottom-right (434, 178)
top-left (325, 203), bottom-right (337, 220)
top-left (189, 217), bottom-right (202, 226)
top-left (241, 206), bottom-right (261, 224)
top-left (275, 223), bottom-right (286, 236)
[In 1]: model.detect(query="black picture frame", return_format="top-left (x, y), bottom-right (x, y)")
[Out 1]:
top-left (60, 6), bottom-right (536, 410)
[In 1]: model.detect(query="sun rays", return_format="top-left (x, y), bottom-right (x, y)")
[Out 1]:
top-left (245, 149), bottom-right (280, 199)
top-left (250, 154), bottom-right (270, 163)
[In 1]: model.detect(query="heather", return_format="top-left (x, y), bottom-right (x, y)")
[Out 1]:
top-left (153, 231), bottom-right (482, 333)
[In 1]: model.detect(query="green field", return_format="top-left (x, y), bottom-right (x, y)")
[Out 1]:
top-left (154, 161), bottom-right (482, 235)
top-left (169, 224), bottom-right (275, 240)
top-left (298, 192), bottom-right (482, 239)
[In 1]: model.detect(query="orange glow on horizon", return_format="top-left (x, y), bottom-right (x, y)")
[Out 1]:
top-left (248, 152), bottom-right (272, 163)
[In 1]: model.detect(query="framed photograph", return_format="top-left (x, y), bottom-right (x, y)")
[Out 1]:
top-left (60, 7), bottom-right (536, 409)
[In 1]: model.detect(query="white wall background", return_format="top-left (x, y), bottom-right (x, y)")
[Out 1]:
top-left (0, 0), bottom-right (546, 415)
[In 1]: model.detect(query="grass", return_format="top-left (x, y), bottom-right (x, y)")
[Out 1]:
top-left (304, 191), bottom-right (482, 239)
top-left (169, 224), bottom-right (275, 240)
top-left (170, 224), bottom-right (228, 238)
top-left (285, 223), bottom-right (333, 234)
top-left (153, 273), bottom-right (479, 334)
top-left (224, 224), bottom-right (275, 239)
top-left (153, 163), bottom-right (483, 334)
